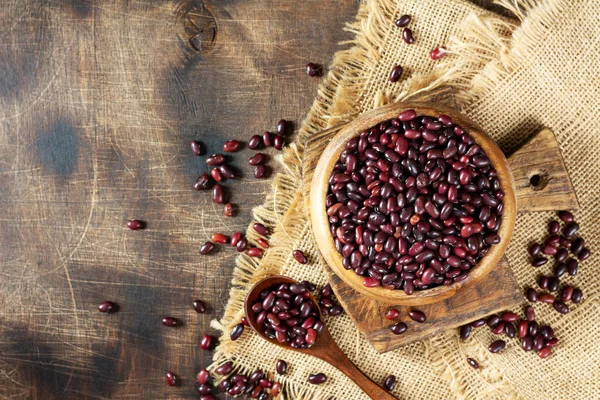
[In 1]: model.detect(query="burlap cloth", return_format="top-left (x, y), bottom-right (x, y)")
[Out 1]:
top-left (211, 0), bottom-right (600, 398)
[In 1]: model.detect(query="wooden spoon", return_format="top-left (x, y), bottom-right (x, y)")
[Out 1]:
top-left (244, 275), bottom-right (398, 400)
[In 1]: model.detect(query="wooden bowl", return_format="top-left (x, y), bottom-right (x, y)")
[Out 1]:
top-left (310, 102), bottom-right (517, 305)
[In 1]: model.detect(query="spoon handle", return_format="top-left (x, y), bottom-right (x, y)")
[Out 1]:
top-left (314, 336), bottom-right (398, 400)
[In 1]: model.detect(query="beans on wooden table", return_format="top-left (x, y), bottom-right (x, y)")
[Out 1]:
top-left (305, 63), bottom-right (322, 77)
top-left (223, 140), bottom-right (241, 152)
top-left (161, 317), bottom-right (179, 327)
top-left (200, 241), bottom-right (215, 255)
top-left (193, 299), bottom-right (206, 313)
top-left (385, 308), bottom-right (400, 320)
top-left (194, 173), bottom-right (211, 190)
top-left (206, 154), bottom-right (225, 166)
top-left (197, 369), bottom-right (210, 384)
top-left (249, 135), bottom-right (263, 150)
top-left (409, 310), bottom-right (426, 323)
top-left (126, 219), bottom-right (144, 230)
top-left (249, 153), bottom-right (266, 166)
top-left (224, 202), bottom-right (234, 217)
top-left (190, 140), bottom-right (203, 156)
top-left (98, 300), bottom-right (116, 313)
top-left (165, 371), bottom-right (177, 386)
top-left (200, 334), bottom-right (215, 350)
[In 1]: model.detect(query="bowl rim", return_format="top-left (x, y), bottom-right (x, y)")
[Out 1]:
top-left (309, 101), bottom-right (517, 305)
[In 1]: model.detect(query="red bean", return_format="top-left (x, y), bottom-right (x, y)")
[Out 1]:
top-left (492, 322), bottom-right (505, 335)
top-left (215, 361), bottom-right (232, 375)
top-left (488, 339), bottom-right (505, 353)
top-left (98, 301), bottom-right (116, 313)
top-left (224, 203), bottom-right (234, 217)
top-left (539, 294), bottom-right (555, 304)
top-left (261, 131), bottom-right (272, 147)
top-left (532, 257), bottom-right (547, 267)
top-left (471, 318), bottom-right (486, 328)
top-left (253, 223), bottom-right (269, 236)
top-left (249, 153), bottom-right (266, 166)
top-left (570, 237), bottom-right (584, 255)
top-left (517, 321), bottom-right (528, 338)
top-left (526, 288), bottom-right (538, 302)
top-left (560, 286), bottom-right (574, 302)
top-left (165, 371), bottom-right (177, 386)
top-left (525, 305), bottom-right (535, 321)
top-left (248, 135), bottom-right (262, 150)
top-left (276, 360), bottom-right (287, 375)
top-left (384, 374), bottom-right (397, 390)
top-left (577, 248), bottom-right (590, 261)
top-left (230, 232), bottom-right (242, 246)
top-left (257, 238), bottom-right (269, 248)
top-left (553, 301), bottom-right (569, 314)
top-left (567, 258), bottom-right (578, 276)
top-left (538, 347), bottom-right (552, 358)
top-left (308, 373), bottom-right (327, 385)
top-left (389, 65), bottom-right (403, 82)
top-left (223, 140), bottom-right (241, 152)
top-left (402, 28), bottom-right (414, 44)
top-left (549, 220), bottom-right (560, 234)
top-left (200, 241), bottom-right (215, 255)
top-left (230, 323), bottom-right (245, 341)
top-left (563, 222), bottom-right (579, 237)
top-left (293, 250), bottom-right (308, 264)
top-left (162, 317), bottom-right (179, 327)
top-left (277, 119), bottom-right (288, 136)
top-left (558, 210), bottom-right (574, 223)
top-left (408, 310), bottom-right (426, 323)
top-left (459, 324), bottom-right (472, 339)
top-left (248, 247), bottom-right (263, 257)
top-left (127, 219), bottom-right (144, 230)
top-left (430, 46), bottom-right (447, 60)
top-left (395, 15), bottom-right (411, 27)
top-left (305, 63), bottom-right (322, 77)
top-left (200, 334), bottom-right (215, 350)
top-left (194, 174), bottom-right (211, 190)
top-left (206, 154), bottom-right (225, 166)
top-left (390, 322), bottom-right (408, 334)
top-left (572, 288), bottom-right (583, 303)
top-left (385, 309), bottom-right (399, 320)
top-left (274, 135), bottom-right (284, 150)
top-left (466, 358), bottom-right (479, 369)
top-left (211, 233), bottom-right (227, 244)
top-left (254, 165), bottom-right (268, 179)
top-left (193, 300), bottom-right (206, 313)
top-left (197, 369), bottom-right (210, 384)
top-left (236, 238), bottom-right (248, 252)
top-left (212, 184), bottom-right (224, 204)
top-left (190, 140), bottom-right (203, 156)
top-left (211, 168), bottom-right (223, 182)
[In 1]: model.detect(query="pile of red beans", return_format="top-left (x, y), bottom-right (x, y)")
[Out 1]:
top-left (327, 110), bottom-right (504, 292)
top-left (461, 210), bottom-right (589, 361)
top-left (250, 281), bottom-right (324, 349)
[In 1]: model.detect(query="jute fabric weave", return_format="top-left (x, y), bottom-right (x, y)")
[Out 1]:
top-left (211, 0), bottom-right (600, 398)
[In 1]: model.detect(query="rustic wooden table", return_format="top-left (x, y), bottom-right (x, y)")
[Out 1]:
top-left (0, 1), bottom-right (500, 398)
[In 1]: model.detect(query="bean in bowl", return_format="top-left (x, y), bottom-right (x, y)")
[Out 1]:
top-left (326, 110), bottom-right (503, 292)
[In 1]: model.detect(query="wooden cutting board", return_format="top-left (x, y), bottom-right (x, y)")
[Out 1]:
top-left (302, 119), bottom-right (578, 352)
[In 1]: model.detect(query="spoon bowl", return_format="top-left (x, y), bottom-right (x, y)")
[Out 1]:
top-left (245, 276), bottom-right (398, 400)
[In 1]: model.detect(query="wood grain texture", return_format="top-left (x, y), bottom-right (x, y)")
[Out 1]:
top-left (508, 128), bottom-right (579, 212)
top-left (0, 1), bottom-right (358, 399)
top-left (327, 257), bottom-right (522, 352)
top-left (0, 0), bottom-right (512, 398)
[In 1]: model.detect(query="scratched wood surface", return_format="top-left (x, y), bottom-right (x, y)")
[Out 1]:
top-left (0, 1), bottom-right (504, 399)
